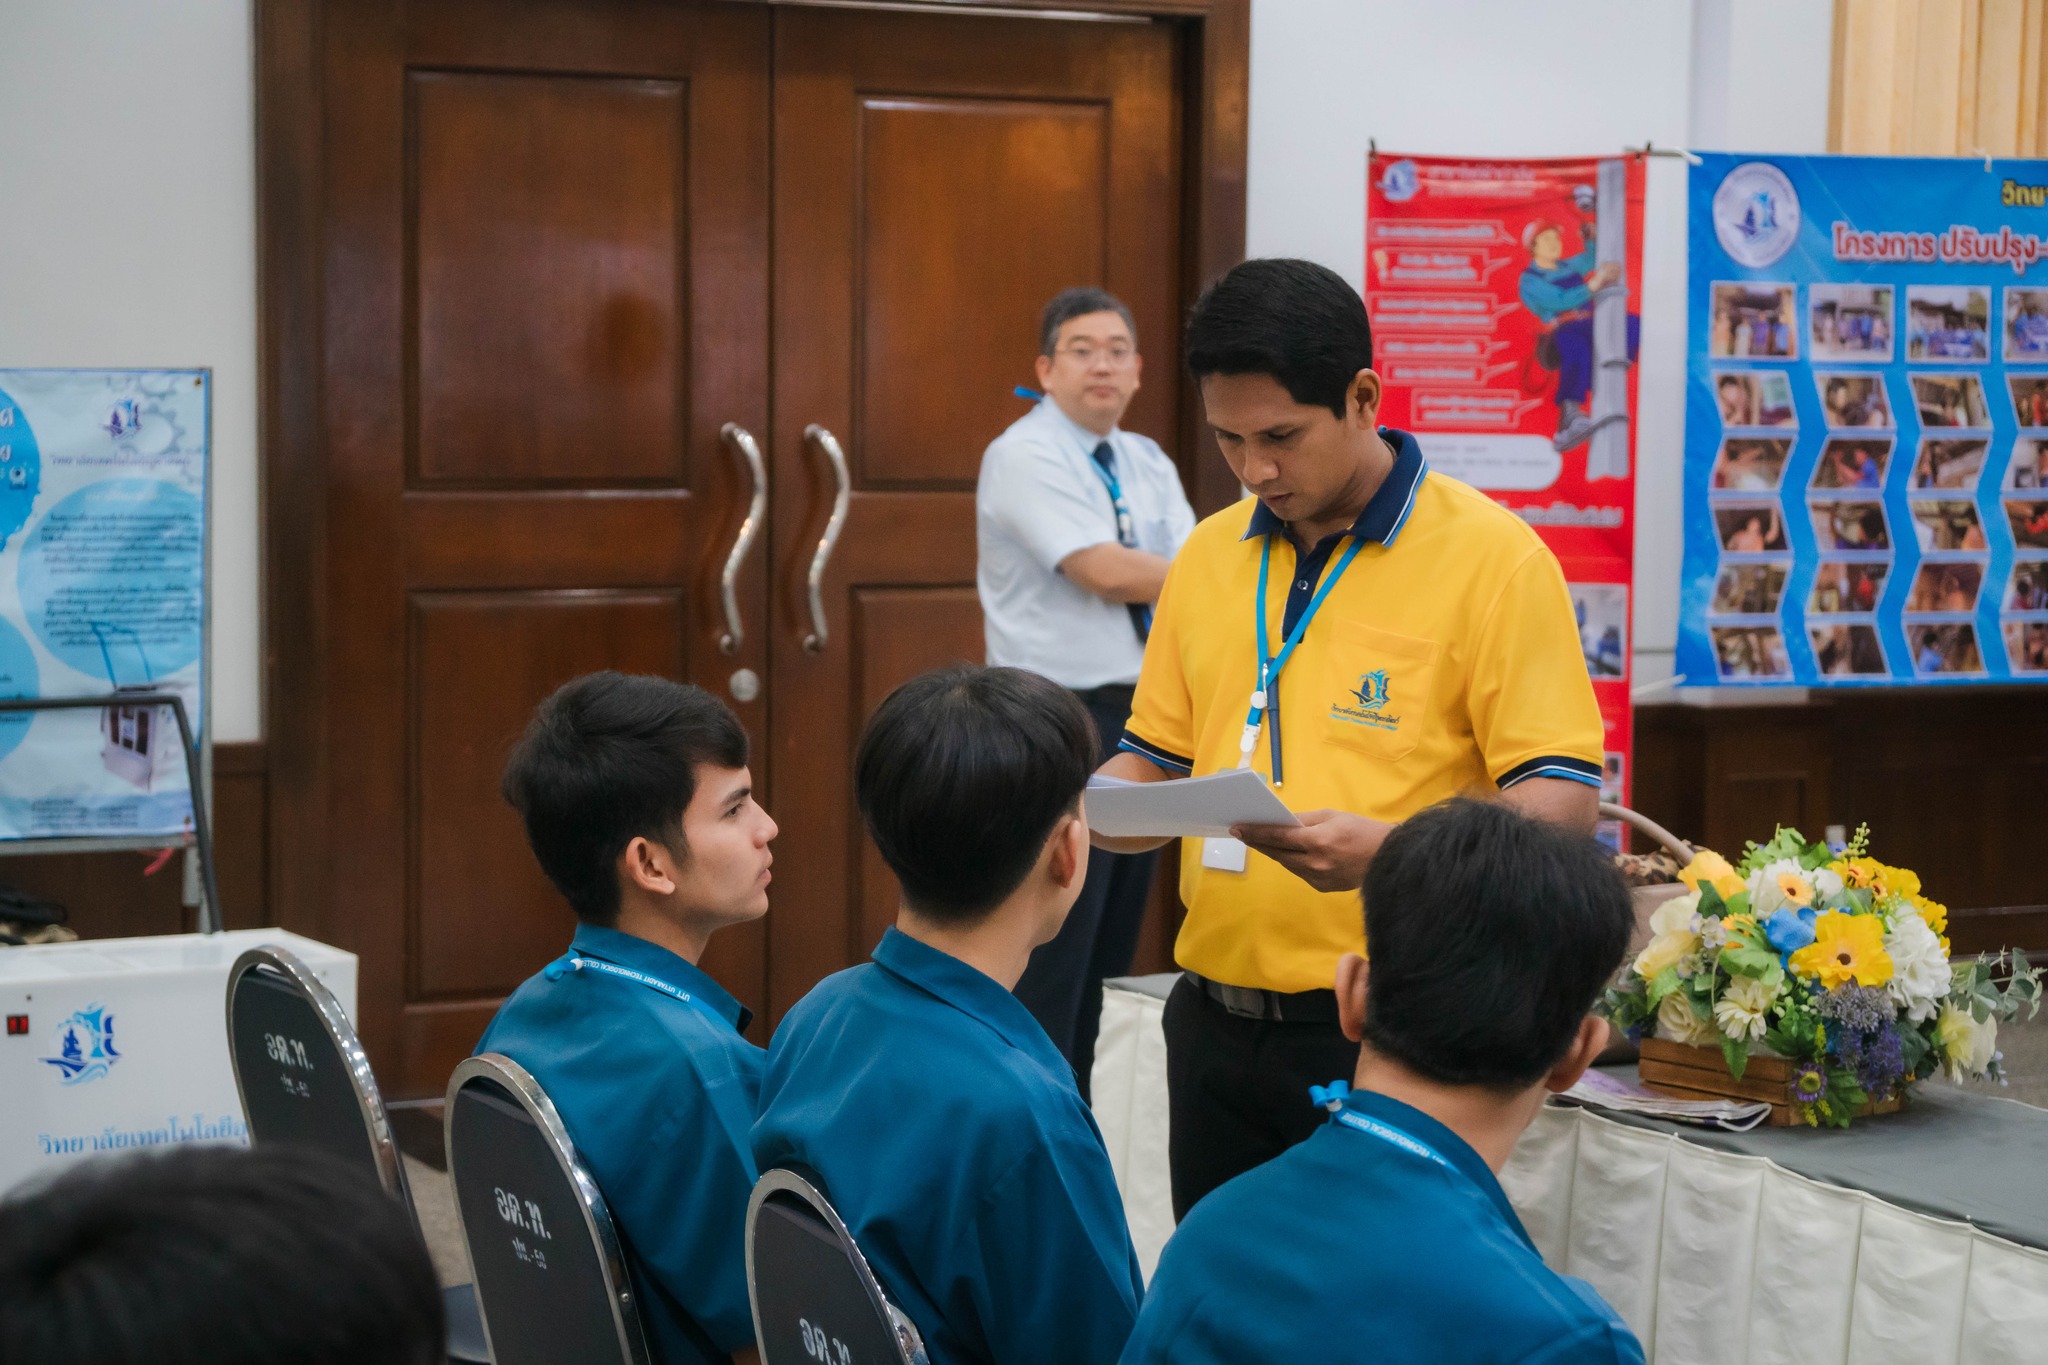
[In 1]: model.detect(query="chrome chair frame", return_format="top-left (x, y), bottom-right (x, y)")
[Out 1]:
top-left (745, 1167), bottom-right (930, 1365)
top-left (445, 1053), bottom-right (653, 1365)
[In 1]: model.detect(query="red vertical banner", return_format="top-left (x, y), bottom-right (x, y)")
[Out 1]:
top-left (1366, 152), bottom-right (1644, 847)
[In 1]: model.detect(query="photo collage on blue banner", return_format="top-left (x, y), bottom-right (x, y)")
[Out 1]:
top-left (1679, 154), bottom-right (2048, 687)
top-left (1680, 153), bottom-right (2048, 685)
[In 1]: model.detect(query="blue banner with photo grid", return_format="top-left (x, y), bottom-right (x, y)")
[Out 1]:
top-left (1678, 153), bottom-right (2048, 685)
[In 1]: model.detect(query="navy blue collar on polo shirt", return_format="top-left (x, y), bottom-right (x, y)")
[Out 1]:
top-left (568, 921), bottom-right (752, 1034)
top-left (1245, 427), bottom-right (1425, 634)
top-left (1243, 427), bottom-right (1428, 635)
top-left (871, 926), bottom-right (1064, 1067)
top-left (1333, 1088), bottom-right (1530, 1249)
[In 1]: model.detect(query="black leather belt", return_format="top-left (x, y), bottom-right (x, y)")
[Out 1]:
top-left (1187, 972), bottom-right (1341, 1024)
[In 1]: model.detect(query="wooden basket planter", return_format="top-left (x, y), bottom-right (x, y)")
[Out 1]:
top-left (1638, 1037), bottom-right (1905, 1127)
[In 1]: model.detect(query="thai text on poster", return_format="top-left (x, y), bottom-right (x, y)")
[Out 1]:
top-left (1367, 152), bottom-right (1644, 836)
top-left (1680, 154), bottom-right (2048, 686)
top-left (0, 371), bottom-right (208, 840)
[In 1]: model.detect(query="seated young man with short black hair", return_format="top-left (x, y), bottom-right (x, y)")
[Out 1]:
top-left (751, 665), bottom-right (1144, 1365)
top-left (480, 672), bottom-right (775, 1365)
top-left (0, 1145), bottom-right (443, 1365)
top-left (1121, 798), bottom-right (1644, 1365)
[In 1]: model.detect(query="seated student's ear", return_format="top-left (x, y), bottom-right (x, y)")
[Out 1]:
top-left (1334, 952), bottom-right (1369, 1044)
top-left (1542, 1015), bottom-right (1612, 1096)
top-left (619, 835), bottom-right (681, 899)
top-left (1048, 810), bottom-right (1089, 892)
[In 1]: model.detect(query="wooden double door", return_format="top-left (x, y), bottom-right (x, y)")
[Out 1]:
top-left (267, 0), bottom-right (1214, 1093)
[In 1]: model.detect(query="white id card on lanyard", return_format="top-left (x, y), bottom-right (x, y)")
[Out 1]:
top-left (1201, 836), bottom-right (1248, 873)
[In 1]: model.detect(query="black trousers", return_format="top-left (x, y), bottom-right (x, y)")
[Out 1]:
top-left (1162, 973), bottom-right (1361, 1220)
top-left (1014, 683), bottom-right (1158, 1101)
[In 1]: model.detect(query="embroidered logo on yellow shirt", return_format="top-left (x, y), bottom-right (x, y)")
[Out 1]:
top-left (1331, 669), bottom-right (1401, 731)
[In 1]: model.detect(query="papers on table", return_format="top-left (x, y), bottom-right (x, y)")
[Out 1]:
top-left (1084, 767), bottom-right (1300, 839)
top-left (1562, 1067), bottom-right (1772, 1131)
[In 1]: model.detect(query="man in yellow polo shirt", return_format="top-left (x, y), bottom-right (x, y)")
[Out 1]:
top-left (1096, 258), bottom-right (1603, 1216)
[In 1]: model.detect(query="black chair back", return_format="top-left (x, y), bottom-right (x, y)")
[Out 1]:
top-left (226, 946), bottom-right (490, 1362)
top-left (445, 1054), bottom-right (651, 1365)
top-left (224, 945), bottom-right (407, 1198)
top-left (746, 1168), bottom-right (929, 1365)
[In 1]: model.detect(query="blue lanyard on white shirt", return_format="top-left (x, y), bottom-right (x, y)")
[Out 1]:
top-left (1333, 1109), bottom-right (1461, 1177)
top-left (1084, 446), bottom-right (1140, 549)
top-left (1239, 533), bottom-right (1366, 785)
top-left (545, 954), bottom-right (739, 1035)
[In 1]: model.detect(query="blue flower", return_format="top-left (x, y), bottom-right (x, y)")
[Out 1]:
top-left (1764, 905), bottom-right (1818, 955)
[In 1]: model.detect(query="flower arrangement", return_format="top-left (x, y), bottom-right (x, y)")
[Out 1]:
top-left (1603, 825), bottom-right (2042, 1127)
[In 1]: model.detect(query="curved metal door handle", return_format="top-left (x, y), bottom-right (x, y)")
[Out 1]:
top-left (801, 424), bottom-right (852, 654)
top-left (717, 423), bottom-right (767, 656)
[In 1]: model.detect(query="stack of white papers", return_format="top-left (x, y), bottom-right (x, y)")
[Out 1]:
top-left (1084, 767), bottom-right (1300, 839)
top-left (1562, 1068), bottom-right (1771, 1131)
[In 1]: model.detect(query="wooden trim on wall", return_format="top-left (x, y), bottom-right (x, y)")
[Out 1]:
top-left (256, 0), bottom-right (333, 952)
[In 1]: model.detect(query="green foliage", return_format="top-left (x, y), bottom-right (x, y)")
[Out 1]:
top-left (1740, 826), bottom-right (1829, 875)
top-left (1646, 965), bottom-right (1681, 1008)
top-left (1718, 917), bottom-right (1780, 980)
top-left (1696, 882), bottom-right (1728, 918)
top-left (1719, 1033), bottom-right (1750, 1082)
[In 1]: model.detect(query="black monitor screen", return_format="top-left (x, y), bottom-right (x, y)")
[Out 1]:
top-left (450, 1080), bottom-right (624, 1365)
top-left (229, 968), bottom-right (380, 1181)
top-left (752, 1195), bottom-right (905, 1365)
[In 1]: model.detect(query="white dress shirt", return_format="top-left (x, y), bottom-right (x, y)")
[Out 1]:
top-left (976, 397), bottom-right (1197, 689)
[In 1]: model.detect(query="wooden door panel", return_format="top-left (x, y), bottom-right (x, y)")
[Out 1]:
top-left (768, 6), bottom-right (1180, 1021)
top-left (858, 97), bottom-right (1108, 484)
top-left (851, 588), bottom-right (986, 955)
top-left (410, 71), bottom-right (688, 486)
top-left (301, 0), bottom-right (769, 1094)
top-left (410, 590), bottom-right (688, 1000)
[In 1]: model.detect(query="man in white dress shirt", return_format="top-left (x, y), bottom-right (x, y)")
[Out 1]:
top-left (976, 286), bottom-right (1197, 1092)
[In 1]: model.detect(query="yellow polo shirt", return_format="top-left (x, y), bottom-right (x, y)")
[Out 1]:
top-left (1119, 429), bottom-right (1603, 993)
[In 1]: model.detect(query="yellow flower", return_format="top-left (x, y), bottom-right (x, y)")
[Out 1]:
top-left (1910, 894), bottom-right (1948, 938)
top-left (1828, 857), bottom-right (1889, 898)
top-left (1678, 849), bottom-right (1745, 901)
top-left (1776, 871), bottom-right (1814, 907)
top-left (1634, 931), bottom-right (1695, 981)
top-left (1789, 912), bottom-right (1895, 989)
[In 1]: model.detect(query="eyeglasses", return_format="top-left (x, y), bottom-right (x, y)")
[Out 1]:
top-left (1056, 343), bottom-right (1136, 368)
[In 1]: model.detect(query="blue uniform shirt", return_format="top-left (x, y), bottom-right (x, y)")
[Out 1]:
top-left (1121, 1089), bottom-right (1644, 1365)
top-left (477, 924), bottom-right (763, 1365)
top-left (752, 927), bottom-right (1144, 1365)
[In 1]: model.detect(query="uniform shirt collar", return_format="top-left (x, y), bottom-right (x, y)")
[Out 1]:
top-left (871, 926), bottom-right (1064, 1063)
top-left (1242, 426), bottom-right (1427, 548)
top-left (1036, 395), bottom-right (1122, 452)
top-left (569, 921), bottom-right (752, 1032)
top-left (1340, 1088), bottom-right (1531, 1251)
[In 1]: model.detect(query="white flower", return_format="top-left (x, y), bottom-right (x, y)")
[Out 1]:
top-left (1811, 867), bottom-right (1846, 902)
top-left (1647, 890), bottom-right (1702, 937)
top-left (1746, 858), bottom-right (1813, 919)
top-left (1713, 974), bottom-right (1781, 1042)
top-left (1937, 1004), bottom-right (1999, 1080)
top-left (1884, 913), bottom-right (1949, 1023)
top-left (1656, 991), bottom-right (1718, 1046)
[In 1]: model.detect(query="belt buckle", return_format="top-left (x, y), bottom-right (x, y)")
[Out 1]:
top-left (1217, 981), bottom-right (1275, 1021)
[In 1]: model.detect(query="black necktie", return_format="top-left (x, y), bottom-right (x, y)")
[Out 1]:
top-left (1092, 441), bottom-right (1152, 645)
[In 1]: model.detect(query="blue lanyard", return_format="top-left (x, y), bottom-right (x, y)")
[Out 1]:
top-left (1084, 447), bottom-right (1139, 548)
top-left (1333, 1109), bottom-right (1460, 1177)
top-left (545, 954), bottom-right (739, 1035)
top-left (1240, 533), bottom-right (1367, 785)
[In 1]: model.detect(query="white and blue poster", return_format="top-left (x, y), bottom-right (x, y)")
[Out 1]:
top-left (1680, 153), bottom-right (2048, 685)
top-left (0, 371), bottom-right (206, 839)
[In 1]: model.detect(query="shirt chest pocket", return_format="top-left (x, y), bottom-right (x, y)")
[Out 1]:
top-left (1316, 621), bottom-right (1440, 763)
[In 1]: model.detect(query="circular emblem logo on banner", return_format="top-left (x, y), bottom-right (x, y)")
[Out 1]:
top-left (1380, 159), bottom-right (1419, 204)
top-left (1712, 161), bottom-right (1801, 267)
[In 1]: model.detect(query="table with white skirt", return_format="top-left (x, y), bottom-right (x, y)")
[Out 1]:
top-left (1090, 973), bottom-right (2048, 1365)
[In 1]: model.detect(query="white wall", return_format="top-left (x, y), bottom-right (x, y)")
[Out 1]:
top-left (0, 1), bottom-right (259, 742)
top-left (1248, 0), bottom-right (1836, 686)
